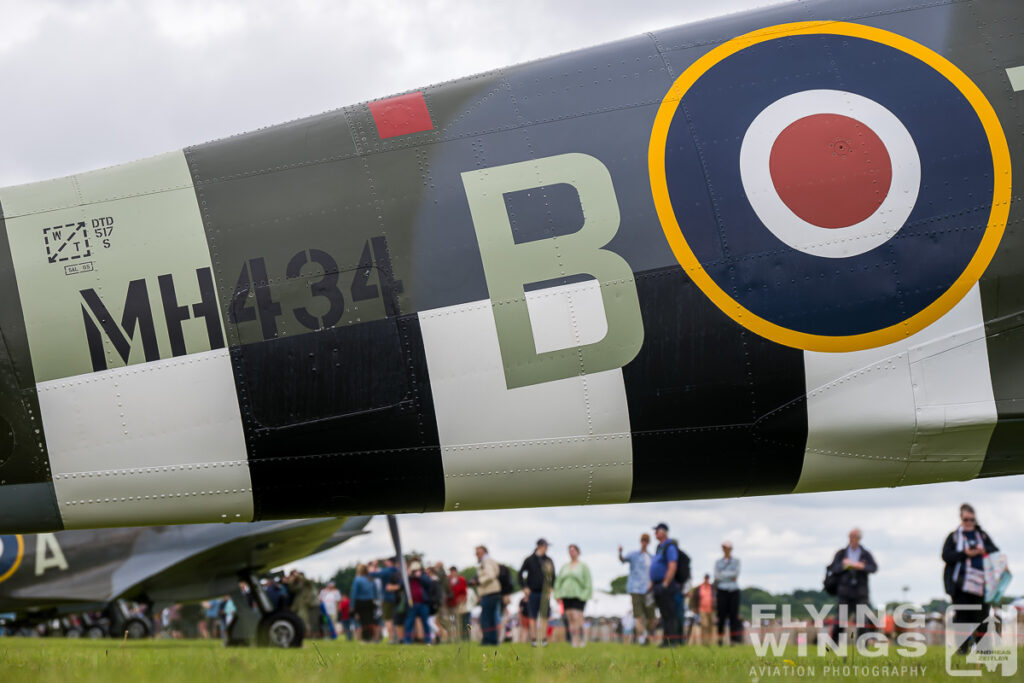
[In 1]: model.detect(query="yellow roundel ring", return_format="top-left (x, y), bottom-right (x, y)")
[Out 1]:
top-left (0, 534), bottom-right (24, 583)
top-left (648, 21), bottom-right (1011, 352)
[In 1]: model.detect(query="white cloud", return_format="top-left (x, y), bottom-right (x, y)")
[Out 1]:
top-left (0, 0), bottom-right (774, 185)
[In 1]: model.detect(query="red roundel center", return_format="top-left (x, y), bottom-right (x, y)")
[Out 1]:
top-left (769, 113), bottom-right (892, 229)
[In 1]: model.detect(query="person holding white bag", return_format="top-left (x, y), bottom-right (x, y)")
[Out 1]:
top-left (942, 503), bottom-right (1002, 654)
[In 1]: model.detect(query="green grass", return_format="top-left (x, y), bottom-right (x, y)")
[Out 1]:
top-left (0, 638), bottom-right (1016, 682)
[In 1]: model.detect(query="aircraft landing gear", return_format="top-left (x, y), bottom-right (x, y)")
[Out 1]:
top-left (121, 617), bottom-right (150, 639)
top-left (108, 599), bottom-right (151, 639)
top-left (225, 572), bottom-right (305, 648)
top-left (257, 612), bottom-right (305, 648)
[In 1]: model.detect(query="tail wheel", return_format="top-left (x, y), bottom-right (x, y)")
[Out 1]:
top-left (256, 611), bottom-right (305, 648)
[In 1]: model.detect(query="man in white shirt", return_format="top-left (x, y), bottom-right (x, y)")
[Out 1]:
top-left (319, 581), bottom-right (342, 638)
top-left (714, 540), bottom-right (742, 645)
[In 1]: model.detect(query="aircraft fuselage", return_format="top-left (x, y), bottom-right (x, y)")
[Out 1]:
top-left (0, 0), bottom-right (1021, 532)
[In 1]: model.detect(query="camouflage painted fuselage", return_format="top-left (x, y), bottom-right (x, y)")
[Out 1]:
top-left (0, 0), bottom-right (1021, 532)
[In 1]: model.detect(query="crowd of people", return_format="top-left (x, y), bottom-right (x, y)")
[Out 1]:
top-left (137, 503), bottom-right (1009, 654)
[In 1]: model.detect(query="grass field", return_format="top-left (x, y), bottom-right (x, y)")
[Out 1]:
top-left (0, 639), bottom-right (1019, 682)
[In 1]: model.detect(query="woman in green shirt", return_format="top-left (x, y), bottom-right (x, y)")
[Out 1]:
top-left (554, 544), bottom-right (592, 647)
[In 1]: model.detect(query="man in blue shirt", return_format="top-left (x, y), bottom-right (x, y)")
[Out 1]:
top-left (650, 522), bottom-right (682, 648)
top-left (618, 533), bottom-right (656, 644)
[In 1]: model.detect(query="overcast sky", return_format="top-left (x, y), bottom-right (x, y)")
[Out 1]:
top-left (1, 1), bottom-right (1020, 607)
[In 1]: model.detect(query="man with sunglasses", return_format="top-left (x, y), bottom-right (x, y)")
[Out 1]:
top-left (942, 503), bottom-right (1000, 654)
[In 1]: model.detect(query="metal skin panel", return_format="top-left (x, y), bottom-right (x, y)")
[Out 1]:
top-left (0, 152), bottom-right (251, 529)
top-left (0, 152), bottom-right (225, 382)
top-left (419, 281), bottom-right (634, 510)
top-left (0, 0), bottom-right (1020, 532)
top-left (39, 349), bottom-right (253, 529)
top-left (624, 266), bottom-right (808, 501)
top-left (797, 285), bottom-right (995, 493)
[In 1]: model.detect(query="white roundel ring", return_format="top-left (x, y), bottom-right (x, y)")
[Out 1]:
top-left (739, 89), bottom-right (921, 258)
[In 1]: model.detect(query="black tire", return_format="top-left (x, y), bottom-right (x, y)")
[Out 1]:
top-left (64, 627), bottom-right (83, 638)
top-left (120, 617), bottom-right (150, 639)
top-left (86, 625), bottom-right (106, 639)
top-left (256, 612), bottom-right (305, 648)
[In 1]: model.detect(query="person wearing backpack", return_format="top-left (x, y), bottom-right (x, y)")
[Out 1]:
top-left (650, 522), bottom-right (682, 648)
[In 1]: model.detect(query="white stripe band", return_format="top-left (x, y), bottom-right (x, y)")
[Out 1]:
top-left (420, 280), bottom-right (633, 510)
top-left (796, 284), bottom-right (996, 492)
top-left (39, 349), bottom-right (253, 529)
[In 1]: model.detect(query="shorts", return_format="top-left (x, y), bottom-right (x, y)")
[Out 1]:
top-left (526, 591), bottom-right (550, 619)
top-left (562, 598), bottom-right (586, 612)
top-left (355, 600), bottom-right (375, 626)
top-left (631, 593), bottom-right (656, 622)
top-left (381, 601), bottom-right (395, 621)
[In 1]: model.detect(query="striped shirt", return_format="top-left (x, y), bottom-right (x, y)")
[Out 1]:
top-left (714, 557), bottom-right (741, 592)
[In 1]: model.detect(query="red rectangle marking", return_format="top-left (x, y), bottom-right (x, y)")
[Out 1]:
top-left (368, 92), bottom-right (434, 139)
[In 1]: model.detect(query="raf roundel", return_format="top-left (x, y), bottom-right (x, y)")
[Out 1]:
top-left (649, 22), bottom-right (1011, 352)
top-left (0, 534), bottom-right (24, 584)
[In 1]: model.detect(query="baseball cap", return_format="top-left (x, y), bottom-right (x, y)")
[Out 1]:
top-left (537, 538), bottom-right (549, 547)
top-left (653, 522), bottom-right (669, 532)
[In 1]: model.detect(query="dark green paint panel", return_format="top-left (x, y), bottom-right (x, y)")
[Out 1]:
top-left (979, 316), bottom-right (1024, 477)
top-left (0, 207), bottom-right (57, 517)
top-left (0, 483), bottom-right (61, 534)
top-left (972, 0), bottom-right (1024, 477)
top-left (188, 110), bottom-right (360, 184)
top-left (183, 80), bottom-right (496, 518)
top-left (185, 73), bottom-right (503, 334)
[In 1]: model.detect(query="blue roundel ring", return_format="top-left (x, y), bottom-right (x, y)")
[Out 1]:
top-left (0, 534), bottom-right (24, 583)
top-left (649, 22), bottom-right (1011, 352)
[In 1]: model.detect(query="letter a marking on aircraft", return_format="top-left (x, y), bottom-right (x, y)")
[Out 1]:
top-left (34, 533), bottom-right (68, 576)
